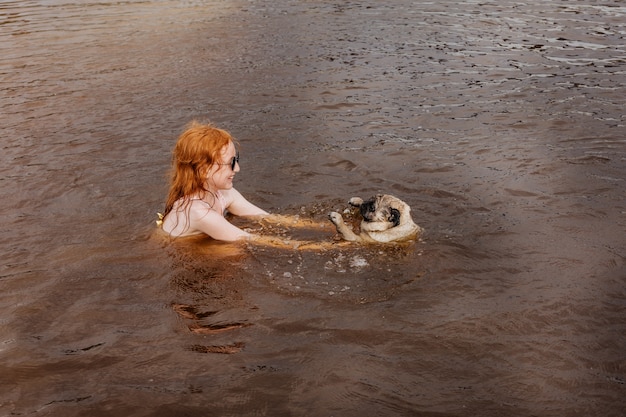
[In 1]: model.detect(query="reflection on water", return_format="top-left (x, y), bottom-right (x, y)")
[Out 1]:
top-left (1, 0), bottom-right (625, 416)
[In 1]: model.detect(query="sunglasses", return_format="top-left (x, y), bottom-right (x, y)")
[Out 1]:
top-left (217, 151), bottom-right (239, 171)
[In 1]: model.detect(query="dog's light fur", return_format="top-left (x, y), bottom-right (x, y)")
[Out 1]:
top-left (329, 194), bottom-right (422, 243)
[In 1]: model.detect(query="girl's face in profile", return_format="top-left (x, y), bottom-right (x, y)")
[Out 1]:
top-left (205, 141), bottom-right (240, 191)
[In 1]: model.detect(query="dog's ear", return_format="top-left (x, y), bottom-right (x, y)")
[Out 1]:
top-left (388, 208), bottom-right (401, 227)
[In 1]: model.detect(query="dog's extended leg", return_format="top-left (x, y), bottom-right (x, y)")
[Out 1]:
top-left (328, 212), bottom-right (362, 242)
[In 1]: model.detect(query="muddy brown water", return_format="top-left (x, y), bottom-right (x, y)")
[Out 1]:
top-left (1, 1), bottom-right (625, 416)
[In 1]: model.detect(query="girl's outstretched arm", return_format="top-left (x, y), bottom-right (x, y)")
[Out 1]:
top-left (256, 214), bottom-right (335, 230)
top-left (245, 234), bottom-right (349, 251)
top-left (224, 188), bottom-right (268, 217)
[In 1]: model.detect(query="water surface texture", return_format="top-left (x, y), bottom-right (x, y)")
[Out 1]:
top-left (1, 1), bottom-right (625, 416)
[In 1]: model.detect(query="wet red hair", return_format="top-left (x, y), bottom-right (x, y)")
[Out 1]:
top-left (163, 121), bottom-right (235, 216)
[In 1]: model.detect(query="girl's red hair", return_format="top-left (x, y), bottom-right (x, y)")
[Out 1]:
top-left (164, 121), bottom-right (234, 216)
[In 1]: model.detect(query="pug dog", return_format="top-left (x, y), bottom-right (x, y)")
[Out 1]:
top-left (329, 194), bottom-right (422, 243)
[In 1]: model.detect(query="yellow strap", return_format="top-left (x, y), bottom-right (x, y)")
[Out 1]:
top-left (155, 212), bottom-right (164, 227)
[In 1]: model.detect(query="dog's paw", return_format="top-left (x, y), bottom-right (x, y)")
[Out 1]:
top-left (349, 197), bottom-right (363, 207)
top-left (328, 211), bottom-right (343, 225)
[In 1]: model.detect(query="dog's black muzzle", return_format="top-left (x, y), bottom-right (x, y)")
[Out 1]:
top-left (359, 200), bottom-right (376, 222)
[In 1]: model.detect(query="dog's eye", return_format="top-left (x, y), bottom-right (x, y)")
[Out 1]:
top-left (388, 208), bottom-right (401, 226)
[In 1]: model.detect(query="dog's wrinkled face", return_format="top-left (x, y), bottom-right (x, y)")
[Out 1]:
top-left (360, 195), bottom-right (401, 226)
top-left (358, 195), bottom-right (407, 233)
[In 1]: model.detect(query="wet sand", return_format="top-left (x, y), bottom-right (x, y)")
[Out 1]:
top-left (1, 1), bottom-right (625, 416)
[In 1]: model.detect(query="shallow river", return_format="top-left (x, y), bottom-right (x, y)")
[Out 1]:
top-left (1, 0), bottom-right (625, 416)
